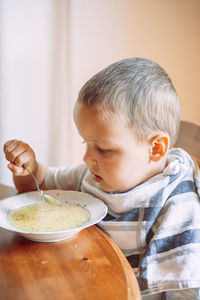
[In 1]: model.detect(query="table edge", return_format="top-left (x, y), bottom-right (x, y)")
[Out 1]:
top-left (95, 226), bottom-right (141, 300)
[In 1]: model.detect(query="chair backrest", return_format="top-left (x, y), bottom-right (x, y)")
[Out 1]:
top-left (174, 120), bottom-right (200, 166)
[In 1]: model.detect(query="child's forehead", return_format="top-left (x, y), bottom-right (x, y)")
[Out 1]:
top-left (74, 102), bottom-right (141, 138)
top-left (74, 102), bottom-right (120, 122)
top-left (74, 102), bottom-right (144, 145)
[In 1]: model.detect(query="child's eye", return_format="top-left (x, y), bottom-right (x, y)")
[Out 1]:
top-left (97, 146), bottom-right (111, 154)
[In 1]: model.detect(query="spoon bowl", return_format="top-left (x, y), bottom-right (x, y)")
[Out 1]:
top-left (23, 166), bottom-right (62, 207)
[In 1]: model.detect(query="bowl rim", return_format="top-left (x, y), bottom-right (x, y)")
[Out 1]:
top-left (0, 190), bottom-right (108, 235)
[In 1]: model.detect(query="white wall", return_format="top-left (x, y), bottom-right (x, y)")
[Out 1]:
top-left (0, 0), bottom-right (54, 185)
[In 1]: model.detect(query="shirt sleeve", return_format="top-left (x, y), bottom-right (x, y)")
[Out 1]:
top-left (45, 164), bottom-right (88, 191)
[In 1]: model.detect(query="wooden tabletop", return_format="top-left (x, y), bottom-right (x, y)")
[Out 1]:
top-left (0, 185), bottom-right (141, 300)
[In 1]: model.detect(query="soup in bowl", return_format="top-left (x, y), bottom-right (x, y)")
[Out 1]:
top-left (0, 190), bottom-right (107, 242)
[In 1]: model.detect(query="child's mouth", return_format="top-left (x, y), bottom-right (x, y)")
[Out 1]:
top-left (92, 173), bottom-right (102, 183)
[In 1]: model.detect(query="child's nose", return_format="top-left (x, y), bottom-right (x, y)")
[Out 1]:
top-left (83, 149), bottom-right (97, 166)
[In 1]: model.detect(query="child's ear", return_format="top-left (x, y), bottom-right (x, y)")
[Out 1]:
top-left (149, 135), bottom-right (169, 162)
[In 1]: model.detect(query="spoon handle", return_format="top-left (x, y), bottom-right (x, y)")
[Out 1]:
top-left (23, 165), bottom-right (62, 207)
top-left (23, 166), bottom-right (45, 201)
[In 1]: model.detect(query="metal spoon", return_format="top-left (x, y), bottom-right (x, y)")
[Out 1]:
top-left (23, 166), bottom-right (62, 207)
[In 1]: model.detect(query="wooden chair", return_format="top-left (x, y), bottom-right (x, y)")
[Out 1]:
top-left (174, 120), bottom-right (200, 166)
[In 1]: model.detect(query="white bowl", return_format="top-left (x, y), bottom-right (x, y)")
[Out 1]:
top-left (0, 190), bottom-right (107, 242)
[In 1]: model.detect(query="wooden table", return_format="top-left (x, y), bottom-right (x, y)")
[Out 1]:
top-left (0, 184), bottom-right (141, 300)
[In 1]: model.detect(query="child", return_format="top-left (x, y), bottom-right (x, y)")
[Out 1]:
top-left (4, 58), bottom-right (200, 299)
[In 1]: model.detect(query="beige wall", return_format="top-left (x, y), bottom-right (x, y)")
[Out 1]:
top-left (129, 0), bottom-right (200, 126)
top-left (70, 0), bottom-right (200, 133)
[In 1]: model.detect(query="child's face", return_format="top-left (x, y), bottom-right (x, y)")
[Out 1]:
top-left (74, 103), bottom-right (151, 193)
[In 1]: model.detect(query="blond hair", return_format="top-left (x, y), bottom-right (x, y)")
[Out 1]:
top-left (77, 58), bottom-right (180, 147)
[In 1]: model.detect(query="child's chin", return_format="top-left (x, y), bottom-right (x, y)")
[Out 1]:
top-left (102, 183), bottom-right (133, 194)
top-left (100, 183), bottom-right (116, 193)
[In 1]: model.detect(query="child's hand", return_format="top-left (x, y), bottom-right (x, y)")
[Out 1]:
top-left (3, 140), bottom-right (37, 176)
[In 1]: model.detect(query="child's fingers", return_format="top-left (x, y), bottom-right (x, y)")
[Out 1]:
top-left (3, 139), bottom-right (15, 150)
top-left (3, 139), bottom-right (18, 148)
top-left (3, 139), bottom-right (21, 153)
top-left (14, 151), bottom-right (34, 168)
top-left (7, 163), bottom-right (26, 176)
top-left (4, 140), bottom-right (17, 156)
top-left (4, 140), bottom-right (23, 161)
top-left (4, 140), bottom-right (33, 166)
top-left (4, 140), bottom-right (36, 175)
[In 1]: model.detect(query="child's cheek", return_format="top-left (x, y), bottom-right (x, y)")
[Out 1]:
top-left (105, 163), bottom-right (122, 180)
